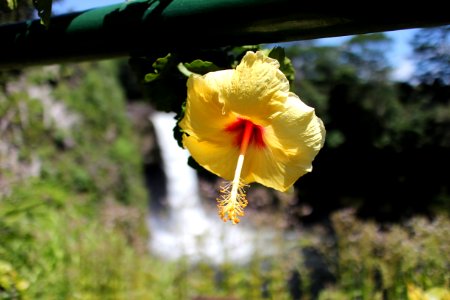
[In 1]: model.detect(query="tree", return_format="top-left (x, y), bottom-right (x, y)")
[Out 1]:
top-left (342, 33), bottom-right (393, 82)
top-left (285, 33), bottom-right (449, 222)
top-left (411, 25), bottom-right (450, 84)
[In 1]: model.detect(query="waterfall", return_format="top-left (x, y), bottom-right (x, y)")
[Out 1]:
top-left (148, 111), bottom-right (278, 263)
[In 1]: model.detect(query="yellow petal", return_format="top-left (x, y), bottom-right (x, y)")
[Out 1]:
top-left (242, 93), bottom-right (325, 191)
top-left (241, 147), bottom-right (290, 191)
top-left (180, 71), bottom-right (241, 181)
top-left (179, 71), bottom-right (235, 143)
top-left (268, 93), bottom-right (325, 158)
top-left (182, 136), bottom-right (240, 181)
top-left (222, 51), bottom-right (289, 125)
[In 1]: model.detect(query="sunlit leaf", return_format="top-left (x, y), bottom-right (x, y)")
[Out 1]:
top-left (184, 59), bottom-right (220, 75)
top-left (152, 53), bottom-right (171, 72)
top-left (144, 73), bottom-right (160, 83)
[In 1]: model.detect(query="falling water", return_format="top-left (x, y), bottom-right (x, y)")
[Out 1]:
top-left (148, 111), bottom-right (278, 263)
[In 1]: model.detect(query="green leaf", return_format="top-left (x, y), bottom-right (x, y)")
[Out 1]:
top-left (144, 73), bottom-right (160, 83)
top-left (187, 156), bottom-right (203, 172)
top-left (184, 59), bottom-right (220, 75)
top-left (33, 0), bottom-right (53, 28)
top-left (268, 46), bottom-right (296, 84)
top-left (143, 54), bottom-right (172, 82)
top-left (137, 53), bottom-right (186, 113)
top-left (268, 46), bottom-right (286, 62)
top-left (152, 54), bottom-right (171, 72)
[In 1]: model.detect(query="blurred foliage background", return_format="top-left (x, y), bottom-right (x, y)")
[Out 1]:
top-left (287, 29), bottom-right (450, 223)
top-left (1, 2), bottom-right (449, 300)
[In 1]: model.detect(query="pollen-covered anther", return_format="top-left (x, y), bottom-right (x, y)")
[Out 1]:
top-left (217, 180), bottom-right (249, 224)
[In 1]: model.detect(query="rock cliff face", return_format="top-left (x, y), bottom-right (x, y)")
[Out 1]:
top-left (1, 62), bottom-right (147, 204)
top-left (1, 70), bottom-right (78, 196)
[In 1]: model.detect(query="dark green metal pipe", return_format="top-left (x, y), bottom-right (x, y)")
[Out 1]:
top-left (1, 0), bottom-right (449, 69)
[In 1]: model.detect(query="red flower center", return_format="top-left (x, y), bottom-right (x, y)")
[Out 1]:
top-left (225, 118), bottom-right (266, 151)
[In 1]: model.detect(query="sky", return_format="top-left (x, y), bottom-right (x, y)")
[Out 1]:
top-left (53, 0), bottom-right (418, 81)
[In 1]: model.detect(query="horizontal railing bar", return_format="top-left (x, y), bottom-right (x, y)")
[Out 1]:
top-left (0, 0), bottom-right (449, 69)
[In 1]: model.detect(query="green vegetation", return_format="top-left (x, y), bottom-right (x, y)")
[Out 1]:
top-left (319, 210), bottom-right (450, 300)
top-left (286, 31), bottom-right (450, 221)
top-left (0, 61), bottom-right (150, 298)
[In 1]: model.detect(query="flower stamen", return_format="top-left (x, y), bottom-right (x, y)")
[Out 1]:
top-left (217, 120), bottom-right (254, 224)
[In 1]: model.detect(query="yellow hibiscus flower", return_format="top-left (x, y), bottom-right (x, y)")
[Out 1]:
top-left (179, 51), bottom-right (326, 224)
